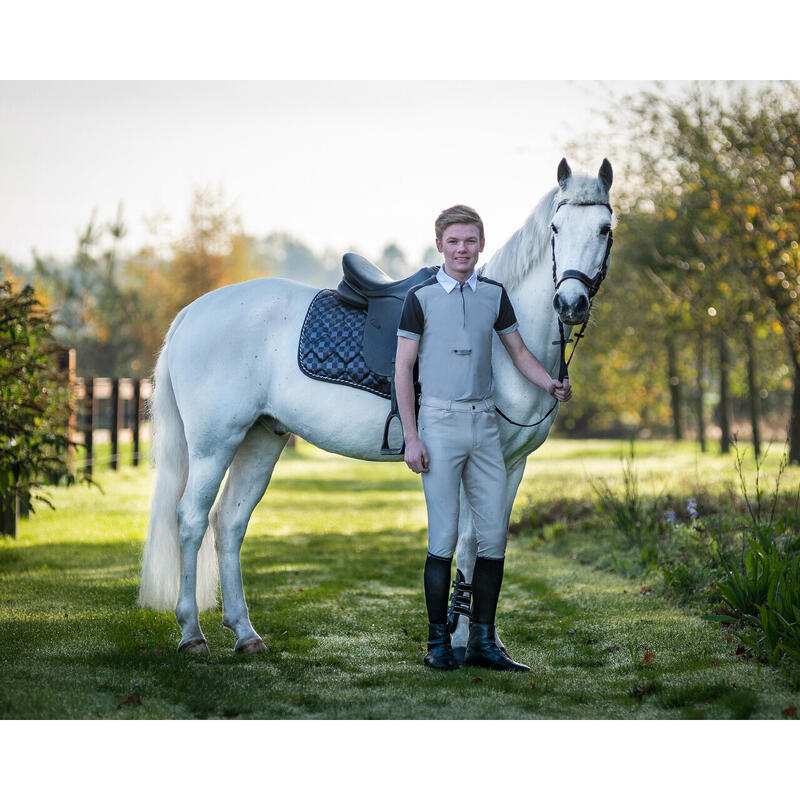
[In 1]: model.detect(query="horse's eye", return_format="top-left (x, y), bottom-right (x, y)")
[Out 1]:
top-left (550, 224), bottom-right (558, 234)
top-left (600, 225), bottom-right (611, 236)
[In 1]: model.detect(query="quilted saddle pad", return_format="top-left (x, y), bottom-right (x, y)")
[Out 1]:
top-left (298, 289), bottom-right (391, 399)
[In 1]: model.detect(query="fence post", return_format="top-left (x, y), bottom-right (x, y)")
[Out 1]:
top-left (132, 379), bottom-right (142, 467)
top-left (110, 378), bottom-right (120, 470)
top-left (84, 377), bottom-right (95, 479)
top-left (55, 346), bottom-right (77, 478)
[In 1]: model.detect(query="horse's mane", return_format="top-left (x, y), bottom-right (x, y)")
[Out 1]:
top-left (482, 174), bottom-right (610, 290)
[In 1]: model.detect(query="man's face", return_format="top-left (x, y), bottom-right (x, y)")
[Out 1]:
top-left (436, 223), bottom-right (485, 280)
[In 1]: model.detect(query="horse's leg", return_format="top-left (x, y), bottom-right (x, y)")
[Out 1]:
top-left (452, 460), bottom-right (526, 659)
top-left (210, 422), bottom-right (289, 654)
top-left (175, 446), bottom-right (241, 653)
top-left (451, 491), bottom-right (476, 662)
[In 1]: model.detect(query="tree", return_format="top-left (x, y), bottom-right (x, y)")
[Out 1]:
top-left (0, 281), bottom-right (79, 534)
top-left (127, 188), bottom-right (268, 374)
top-left (33, 204), bottom-right (143, 377)
top-left (576, 82), bottom-right (798, 452)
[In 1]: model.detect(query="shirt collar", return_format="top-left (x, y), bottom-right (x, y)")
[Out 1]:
top-left (436, 266), bottom-right (478, 294)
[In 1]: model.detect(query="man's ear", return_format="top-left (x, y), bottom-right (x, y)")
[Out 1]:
top-left (435, 238), bottom-right (443, 253)
top-left (479, 237), bottom-right (486, 253)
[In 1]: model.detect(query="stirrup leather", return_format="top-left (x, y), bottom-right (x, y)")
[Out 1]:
top-left (447, 569), bottom-right (472, 633)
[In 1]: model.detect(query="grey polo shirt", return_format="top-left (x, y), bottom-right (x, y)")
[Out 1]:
top-left (397, 267), bottom-right (519, 402)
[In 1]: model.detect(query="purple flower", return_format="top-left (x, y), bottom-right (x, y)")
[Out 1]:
top-left (664, 510), bottom-right (677, 525)
top-left (686, 498), bottom-right (698, 520)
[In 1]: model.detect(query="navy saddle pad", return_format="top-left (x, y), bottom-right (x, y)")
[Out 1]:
top-left (298, 289), bottom-right (392, 399)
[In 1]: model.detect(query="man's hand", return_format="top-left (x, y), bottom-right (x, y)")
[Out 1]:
top-left (549, 377), bottom-right (572, 402)
top-left (404, 434), bottom-right (430, 474)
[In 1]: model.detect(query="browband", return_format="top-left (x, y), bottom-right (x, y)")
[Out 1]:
top-left (555, 200), bottom-right (613, 213)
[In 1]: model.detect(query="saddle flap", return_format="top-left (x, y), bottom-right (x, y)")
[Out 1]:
top-left (362, 296), bottom-right (405, 377)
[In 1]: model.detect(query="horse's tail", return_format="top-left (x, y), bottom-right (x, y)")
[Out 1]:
top-left (138, 307), bottom-right (219, 612)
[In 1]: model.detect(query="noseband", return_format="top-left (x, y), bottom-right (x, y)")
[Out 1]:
top-left (494, 199), bottom-right (613, 429)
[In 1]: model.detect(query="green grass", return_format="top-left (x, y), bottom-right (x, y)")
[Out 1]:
top-left (1, 438), bottom-right (799, 719)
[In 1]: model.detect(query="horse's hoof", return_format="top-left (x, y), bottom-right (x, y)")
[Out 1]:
top-left (178, 638), bottom-right (210, 655)
top-left (452, 647), bottom-right (466, 666)
top-left (235, 637), bottom-right (267, 655)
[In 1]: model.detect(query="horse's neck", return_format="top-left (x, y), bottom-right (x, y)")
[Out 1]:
top-left (483, 231), bottom-right (560, 371)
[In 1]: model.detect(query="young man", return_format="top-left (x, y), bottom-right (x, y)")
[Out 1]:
top-left (395, 205), bottom-right (572, 672)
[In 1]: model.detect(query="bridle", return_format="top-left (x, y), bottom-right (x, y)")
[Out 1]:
top-left (494, 199), bottom-right (614, 428)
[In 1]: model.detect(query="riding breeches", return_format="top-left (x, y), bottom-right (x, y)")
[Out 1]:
top-left (418, 396), bottom-right (508, 560)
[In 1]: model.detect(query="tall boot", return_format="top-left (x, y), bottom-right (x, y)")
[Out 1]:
top-left (464, 556), bottom-right (529, 672)
top-left (423, 554), bottom-right (459, 670)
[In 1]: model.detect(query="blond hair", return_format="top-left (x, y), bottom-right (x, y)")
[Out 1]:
top-left (435, 205), bottom-right (484, 242)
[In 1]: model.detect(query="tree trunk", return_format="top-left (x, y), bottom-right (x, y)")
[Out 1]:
top-left (696, 330), bottom-right (706, 452)
top-left (790, 358), bottom-right (800, 465)
top-left (718, 332), bottom-right (732, 454)
top-left (1, 494), bottom-right (18, 538)
top-left (667, 337), bottom-right (684, 440)
top-left (744, 325), bottom-right (761, 459)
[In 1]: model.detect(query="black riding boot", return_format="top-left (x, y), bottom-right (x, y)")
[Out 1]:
top-left (423, 554), bottom-right (459, 670)
top-left (464, 556), bottom-right (530, 672)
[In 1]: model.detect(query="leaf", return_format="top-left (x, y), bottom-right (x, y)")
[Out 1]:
top-left (642, 652), bottom-right (655, 664)
top-left (471, 677), bottom-right (485, 683)
top-left (781, 706), bottom-right (797, 718)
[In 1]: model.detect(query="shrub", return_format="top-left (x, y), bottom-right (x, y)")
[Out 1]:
top-left (0, 281), bottom-right (78, 526)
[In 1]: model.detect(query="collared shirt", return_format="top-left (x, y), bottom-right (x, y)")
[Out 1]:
top-left (436, 267), bottom-right (478, 294)
top-left (397, 267), bottom-right (518, 402)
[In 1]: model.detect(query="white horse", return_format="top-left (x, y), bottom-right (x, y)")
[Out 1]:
top-left (139, 158), bottom-right (614, 656)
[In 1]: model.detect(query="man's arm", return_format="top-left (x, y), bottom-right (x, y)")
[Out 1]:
top-left (499, 329), bottom-right (573, 402)
top-left (395, 335), bottom-right (429, 473)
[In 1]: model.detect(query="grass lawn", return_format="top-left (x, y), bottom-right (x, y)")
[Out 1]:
top-left (1, 437), bottom-right (799, 719)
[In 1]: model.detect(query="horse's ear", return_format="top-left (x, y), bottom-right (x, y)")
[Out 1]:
top-left (557, 158), bottom-right (571, 189)
top-left (598, 158), bottom-right (613, 191)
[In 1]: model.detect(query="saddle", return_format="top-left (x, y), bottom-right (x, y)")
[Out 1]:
top-left (337, 253), bottom-right (437, 377)
top-left (339, 254), bottom-right (436, 454)
top-left (297, 253), bottom-right (436, 456)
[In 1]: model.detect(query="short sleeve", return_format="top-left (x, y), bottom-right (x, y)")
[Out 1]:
top-left (397, 290), bottom-right (424, 341)
top-left (494, 286), bottom-right (519, 335)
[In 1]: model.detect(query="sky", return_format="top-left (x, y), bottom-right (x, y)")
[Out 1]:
top-left (0, 80), bottom-right (662, 268)
top-left (3, 0), bottom-right (793, 273)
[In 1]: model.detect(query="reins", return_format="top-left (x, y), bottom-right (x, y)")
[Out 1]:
top-left (494, 201), bottom-right (613, 429)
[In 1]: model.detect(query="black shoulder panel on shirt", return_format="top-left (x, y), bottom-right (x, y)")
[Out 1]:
top-left (477, 275), bottom-right (505, 289)
top-left (407, 275), bottom-right (440, 296)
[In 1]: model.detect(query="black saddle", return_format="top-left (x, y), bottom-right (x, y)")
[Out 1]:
top-left (337, 253), bottom-right (437, 378)
top-left (337, 253), bottom-right (436, 454)
top-left (338, 252), bottom-right (437, 308)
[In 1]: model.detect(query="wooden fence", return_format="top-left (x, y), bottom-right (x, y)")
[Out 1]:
top-left (72, 376), bottom-right (153, 476)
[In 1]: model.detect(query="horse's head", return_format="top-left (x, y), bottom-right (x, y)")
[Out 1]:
top-left (550, 158), bottom-right (613, 326)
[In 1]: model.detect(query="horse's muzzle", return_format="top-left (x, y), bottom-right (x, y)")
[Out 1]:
top-left (553, 291), bottom-right (589, 326)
